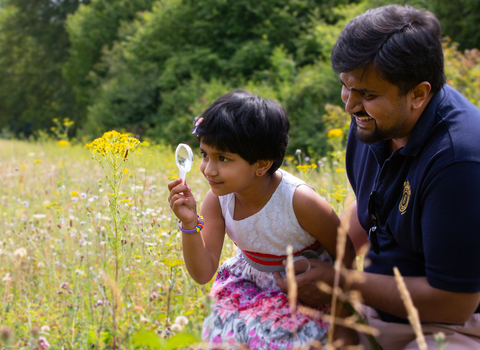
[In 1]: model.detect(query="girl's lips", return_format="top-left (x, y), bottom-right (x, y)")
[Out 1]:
top-left (207, 179), bottom-right (222, 186)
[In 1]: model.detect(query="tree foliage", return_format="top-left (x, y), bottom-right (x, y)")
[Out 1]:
top-left (0, 0), bottom-right (478, 155)
top-left (0, 0), bottom-right (83, 135)
top-left (79, 0), bottom-right (360, 155)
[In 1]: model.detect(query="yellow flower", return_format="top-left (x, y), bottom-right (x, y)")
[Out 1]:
top-left (336, 168), bottom-right (346, 173)
top-left (63, 118), bottom-right (74, 127)
top-left (123, 168), bottom-right (129, 174)
top-left (20, 164), bottom-right (27, 169)
top-left (327, 128), bottom-right (343, 138)
top-left (85, 130), bottom-right (140, 159)
top-left (58, 140), bottom-right (70, 147)
top-left (70, 191), bottom-right (79, 197)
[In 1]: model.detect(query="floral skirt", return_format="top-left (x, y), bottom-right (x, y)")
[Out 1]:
top-left (202, 254), bottom-right (330, 350)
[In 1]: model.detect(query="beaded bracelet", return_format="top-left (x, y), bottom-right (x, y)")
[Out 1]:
top-left (178, 215), bottom-right (205, 233)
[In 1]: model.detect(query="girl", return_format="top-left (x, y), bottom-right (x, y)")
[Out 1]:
top-left (167, 90), bottom-right (353, 349)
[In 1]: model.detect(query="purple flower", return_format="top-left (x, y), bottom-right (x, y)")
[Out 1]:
top-left (38, 336), bottom-right (50, 349)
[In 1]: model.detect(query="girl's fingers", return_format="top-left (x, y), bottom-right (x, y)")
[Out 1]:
top-left (168, 184), bottom-right (190, 201)
top-left (170, 197), bottom-right (189, 211)
top-left (167, 178), bottom-right (183, 191)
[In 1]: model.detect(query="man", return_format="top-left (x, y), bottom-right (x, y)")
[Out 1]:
top-left (276, 5), bottom-right (480, 349)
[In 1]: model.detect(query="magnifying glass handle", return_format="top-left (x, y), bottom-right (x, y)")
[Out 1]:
top-left (179, 169), bottom-right (186, 185)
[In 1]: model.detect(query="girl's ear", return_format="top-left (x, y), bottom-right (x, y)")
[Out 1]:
top-left (256, 160), bottom-right (274, 176)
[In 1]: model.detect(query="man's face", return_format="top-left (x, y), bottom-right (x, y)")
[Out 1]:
top-left (340, 66), bottom-right (416, 147)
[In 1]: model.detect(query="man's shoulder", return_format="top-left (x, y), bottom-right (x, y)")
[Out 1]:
top-left (426, 85), bottom-right (480, 162)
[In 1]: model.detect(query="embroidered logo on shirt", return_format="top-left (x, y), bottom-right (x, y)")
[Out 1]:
top-left (399, 181), bottom-right (411, 215)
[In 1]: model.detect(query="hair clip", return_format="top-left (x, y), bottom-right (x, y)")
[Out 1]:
top-left (192, 117), bottom-right (204, 135)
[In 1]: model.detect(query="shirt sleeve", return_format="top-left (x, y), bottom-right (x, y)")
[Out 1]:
top-left (422, 161), bottom-right (480, 293)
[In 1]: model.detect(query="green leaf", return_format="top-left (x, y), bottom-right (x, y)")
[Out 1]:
top-left (131, 331), bottom-right (164, 349)
top-left (164, 332), bottom-right (201, 350)
top-left (87, 330), bottom-right (97, 344)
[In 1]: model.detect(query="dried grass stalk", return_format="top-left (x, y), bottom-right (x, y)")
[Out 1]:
top-left (286, 245), bottom-right (297, 311)
top-left (393, 267), bottom-right (427, 350)
top-left (327, 194), bottom-right (353, 346)
top-left (323, 314), bottom-right (380, 336)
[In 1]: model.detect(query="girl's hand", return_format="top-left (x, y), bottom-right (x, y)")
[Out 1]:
top-left (167, 178), bottom-right (198, 229)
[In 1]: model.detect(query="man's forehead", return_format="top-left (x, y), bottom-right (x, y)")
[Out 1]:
top-left (340, 67), bottom-right (392, 92)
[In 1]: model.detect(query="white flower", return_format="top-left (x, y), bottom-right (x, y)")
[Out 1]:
top-left (171, 323), bottom-right (183, 332)
top-left (295, 149), bottom-right (302, 155)
top-left (33, 214), bottom-right (47, 219)
top-left (75, 269), bottom-right (86, 276)
top-left (139, 315), bottom-right (150, 323)
top-left (14, 248), bottom-right (27, 258)
top-left (174, 315), bottom-right (189, 325)
top-left (40, 325), bottom-right (50, 333)
top-left (2, 273), bottom-right (11, 283)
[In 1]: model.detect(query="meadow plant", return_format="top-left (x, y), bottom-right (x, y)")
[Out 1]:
top-left (85, 131), bottom-right (141, 349)
top-left (85, 131), bottom-right (141, 280)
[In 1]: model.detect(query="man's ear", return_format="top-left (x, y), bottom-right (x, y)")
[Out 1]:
top-left (256, 160), bottom-right (274, 176)
top-left (411, 81), bottom-right (432, 110)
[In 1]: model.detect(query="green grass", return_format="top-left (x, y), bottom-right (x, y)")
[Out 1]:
top-left (0, 139), bottom-right (350, 349)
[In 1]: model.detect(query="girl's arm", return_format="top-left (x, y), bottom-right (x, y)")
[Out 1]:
top-left (342, 200), bottom-right (369, 255)
top-left (168, 180), bottom-right (226, 284)
top-left (292, 185), bottom-right (356, 269)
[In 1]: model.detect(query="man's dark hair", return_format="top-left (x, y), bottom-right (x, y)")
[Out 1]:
top-left (331, 5), bottom-right (446, 95)
top-left (194, 90), bottom-right (289, 174)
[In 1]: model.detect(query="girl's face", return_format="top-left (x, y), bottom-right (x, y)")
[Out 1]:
top-left (199, 141), bottom-right (258, 197)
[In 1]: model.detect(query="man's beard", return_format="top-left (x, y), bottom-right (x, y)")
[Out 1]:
top-left (351, 115), bottom-right (384, 145)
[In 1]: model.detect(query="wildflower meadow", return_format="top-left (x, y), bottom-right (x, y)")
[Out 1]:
top-left (0, 132), bottom-right (351, 350)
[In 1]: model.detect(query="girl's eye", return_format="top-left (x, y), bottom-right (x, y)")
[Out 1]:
top-left (219, 156), bottom-right (229, 162)
top-left (201, 152), bottom-right (208, 159)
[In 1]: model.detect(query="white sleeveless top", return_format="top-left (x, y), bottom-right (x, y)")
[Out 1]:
top-left (218, 169), bottom-right (319, 256)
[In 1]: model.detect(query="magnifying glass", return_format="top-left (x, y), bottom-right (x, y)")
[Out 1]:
top-left (175, 143), bottom-right (194, 185)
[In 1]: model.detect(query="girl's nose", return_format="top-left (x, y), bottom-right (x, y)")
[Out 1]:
top-left (202, 159), bottom-right (218, 177)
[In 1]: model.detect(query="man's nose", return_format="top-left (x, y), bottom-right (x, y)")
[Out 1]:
top-left (343, 90), bottom-right (363, 115)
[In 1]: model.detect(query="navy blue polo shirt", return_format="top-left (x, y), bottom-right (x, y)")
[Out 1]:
top-left (346, 84), bottom-right (480, 323)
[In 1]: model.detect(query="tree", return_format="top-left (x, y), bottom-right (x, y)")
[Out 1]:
top-left (63, 0), bottom-right (155, 127)
top-left (81, 0), bottom-right (357, 153)
top-left (0, 0), bottom-right (83, 136)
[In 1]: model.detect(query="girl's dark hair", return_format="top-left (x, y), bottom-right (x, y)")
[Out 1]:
top-left (194, 90), bottom-right (289, 175)
top-left (331, 5), bottom-right (445, 95)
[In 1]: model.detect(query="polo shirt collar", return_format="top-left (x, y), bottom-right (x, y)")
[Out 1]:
top-left (398, 86), bottom-right (445, 157)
